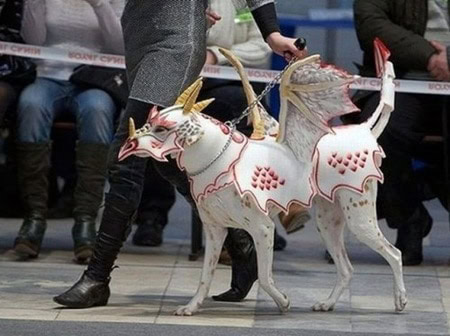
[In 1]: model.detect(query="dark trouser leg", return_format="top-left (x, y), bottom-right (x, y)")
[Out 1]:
top-left (132, 161), bottom-right (176, 246)
top-left (0, 81), bottom-right (16, 127)
top-left (54, 99), bottom-right (153, 308)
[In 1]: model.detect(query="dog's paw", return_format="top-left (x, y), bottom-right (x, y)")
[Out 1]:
top-left (312, 300), bottom-right (335, 312)
top-left (394, 291), bottom-right (407, 312)
top-left (277, 294), bottom-right (290, 313)
top-left (174, 304), bottom-right (198, 316)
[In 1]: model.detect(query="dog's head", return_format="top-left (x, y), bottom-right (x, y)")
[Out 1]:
top-left (118, 78), bottom-right (214, 162)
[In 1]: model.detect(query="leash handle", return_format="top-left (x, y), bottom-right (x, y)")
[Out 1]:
top-left (284, 37), bottom-right (307, 60)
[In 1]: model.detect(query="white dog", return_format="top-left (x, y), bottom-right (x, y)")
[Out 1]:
top-left (118, 47), bottom-right (407, 316)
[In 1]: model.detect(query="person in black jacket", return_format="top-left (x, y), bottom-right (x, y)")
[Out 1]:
top-left (351, 0), bottom-right (450, 265)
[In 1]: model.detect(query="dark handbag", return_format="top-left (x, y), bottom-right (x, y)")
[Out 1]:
top-left (0, 27), bottom-right (36, 86)
top-left (70, 65), bottom-right (129, 108)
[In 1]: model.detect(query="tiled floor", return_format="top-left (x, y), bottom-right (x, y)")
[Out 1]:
top-left (0, 198), bottom-right (449, 335)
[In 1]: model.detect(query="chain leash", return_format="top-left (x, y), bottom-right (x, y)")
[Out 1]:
top-left (190, 38), bottom-right (306, 176)
top-left (189, 58), bottom-right (295, 177)
top-left (224, 57), bottom-right (297, 129)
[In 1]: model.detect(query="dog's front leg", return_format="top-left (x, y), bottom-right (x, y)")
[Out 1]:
top-left (175, 222), bottom-right (227, 316)
top-left (249, 214), bottom-right (290, 313)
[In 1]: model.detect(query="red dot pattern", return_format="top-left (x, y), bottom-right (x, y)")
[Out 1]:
top-left (251, 166), bottom-right (286, 190)
top-left (327, 150), bottom-right (369, 175)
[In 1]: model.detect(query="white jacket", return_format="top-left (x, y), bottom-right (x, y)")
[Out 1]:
top-left (207, 0), bottom-right (272, 69)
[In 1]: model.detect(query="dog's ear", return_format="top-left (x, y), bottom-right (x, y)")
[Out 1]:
top-left (178, 118), bottom-right (204, 146)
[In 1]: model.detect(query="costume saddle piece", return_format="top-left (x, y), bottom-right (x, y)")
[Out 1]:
top-left (118, 40), bottom-right (407, 316)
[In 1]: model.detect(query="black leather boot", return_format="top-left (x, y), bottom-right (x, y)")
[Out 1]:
top-left (72, 143), bottom-right (109, 263)
top-left (72, 215), bottom-right (97, 263)
top-left (53, 271), bottom-right (110, 308)
top-left (212, 228), bottom-right (257, 302)
top-left (53, 232), bottom-right (122, 308)
top-left (14, 142), bottom-right (51, 258)
top-left (133, 212), bottom-right (168, 247)
top-left (395, 205), bottom-right (433, 266)
top-left (14, 213), bottom-right (47, 258)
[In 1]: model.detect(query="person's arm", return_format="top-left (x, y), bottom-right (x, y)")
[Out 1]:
top-left (21, 0), bottom-right (47, 45)
top-left (354, 0), bottom-right (435, 71)
top-left (83, 0), bottom-right (125, 54)
top-left (232, 0), bottom-right (306, 59)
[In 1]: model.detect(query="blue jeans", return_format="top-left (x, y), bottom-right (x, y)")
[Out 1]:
top-left (16, 78), bottom-right (117, 144)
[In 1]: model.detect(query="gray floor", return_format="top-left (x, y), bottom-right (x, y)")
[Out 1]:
top-left (0, 197), bottom-right (450, 335)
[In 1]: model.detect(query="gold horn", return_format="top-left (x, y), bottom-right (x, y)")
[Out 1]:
top-left (175, 78), bottom-right (202, 106)
top-left (183, 80), bottom-right (202, 114)
top-left (250, 109), bottom-right (265, 140)
top-left (129, 118), bottom-right (136, 138)
top-left (192, 98), bottom-right (215, 113)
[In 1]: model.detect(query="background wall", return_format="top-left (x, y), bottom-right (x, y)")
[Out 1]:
top-left (275, 0), bottom-right (361, 74)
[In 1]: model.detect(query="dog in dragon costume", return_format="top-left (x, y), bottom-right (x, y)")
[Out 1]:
top-left (118, 42), bottom-right (407, 316)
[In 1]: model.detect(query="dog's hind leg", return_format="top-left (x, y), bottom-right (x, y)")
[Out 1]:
top-left (175, 219), bottom-right (227, 316)
top-left (248, 213), bottom-right (290, 313)
top-left (312, 196), bottom-right (353, 312)
top-left (339, 181), bottom-right (407, 312)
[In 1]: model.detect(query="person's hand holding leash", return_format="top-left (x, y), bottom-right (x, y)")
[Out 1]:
top-left (266, 33), bottom-right (308, 61)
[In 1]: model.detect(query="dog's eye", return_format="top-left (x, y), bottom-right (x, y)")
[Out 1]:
top-left (154, 126), bottom-right (168, 133)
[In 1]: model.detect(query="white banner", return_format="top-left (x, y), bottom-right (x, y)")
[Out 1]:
top-left (1, 41), bottom-right (450, 95)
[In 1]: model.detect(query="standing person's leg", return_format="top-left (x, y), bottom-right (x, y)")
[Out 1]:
top-left (54, 0), bottom-right (259, 307)
top-left (54, 98), bottom-right (154, 307)
top-left (70, 88), bottom-right (117, 263)
top-left (133, 161), bottom-right (176, 247)
top-left (14, 78), bottom-right (67, 258)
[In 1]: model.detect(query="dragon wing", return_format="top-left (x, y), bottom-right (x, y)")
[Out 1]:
top-left (277, 55), bottom-right (359, 162)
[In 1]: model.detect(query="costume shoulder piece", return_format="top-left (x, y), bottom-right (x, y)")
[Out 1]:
top-left (233, 138), bottom-right (315, 214)
top-left (314, 125), bottom-right (385, 201)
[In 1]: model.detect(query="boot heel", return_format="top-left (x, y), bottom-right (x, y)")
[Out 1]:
top-left (95, 295), bottom-right (109, 307)
top-left (72, 216), bottom-right (97, 263)
top-left (14, 215), bottom-right (47, 259)
top-left (74, 246), bottom-right (93, 264)
top-left (14, 241), bottom-right (39, 258)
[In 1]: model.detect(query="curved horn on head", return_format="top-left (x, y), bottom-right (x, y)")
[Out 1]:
top-left (183, 80), bottom-right (203, 114)
top-left (192, 98), bottom-right (215, 113)
top-left (219, 48), bottom-right (261, 129)
top-left (129, 118), bottom-right (136, 138)
top-left (175, 78), bottom-right (202, 106)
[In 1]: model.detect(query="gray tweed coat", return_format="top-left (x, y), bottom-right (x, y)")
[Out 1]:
top-left (121, 0), bottom-right (273, 107)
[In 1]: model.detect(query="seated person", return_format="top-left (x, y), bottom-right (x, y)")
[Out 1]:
top-left (13, 0), bottom-right (124, 263)
top-left (0, 0), bottom-right (34, 127)
top-left (132, 0), bottom-right (310, 251)
top-left (351, 0), bottom-right (449, 265)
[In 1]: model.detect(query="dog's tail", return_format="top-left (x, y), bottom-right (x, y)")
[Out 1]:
top-left (364, 61), bottom-right (395, 139)
top-left (219, 48), bottom-right (265, 139)
top-left (364, 39), bottom-right (396, 139)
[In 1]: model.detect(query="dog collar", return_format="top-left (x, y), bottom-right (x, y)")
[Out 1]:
top-left (188, 128), bottom-right (234, 177)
